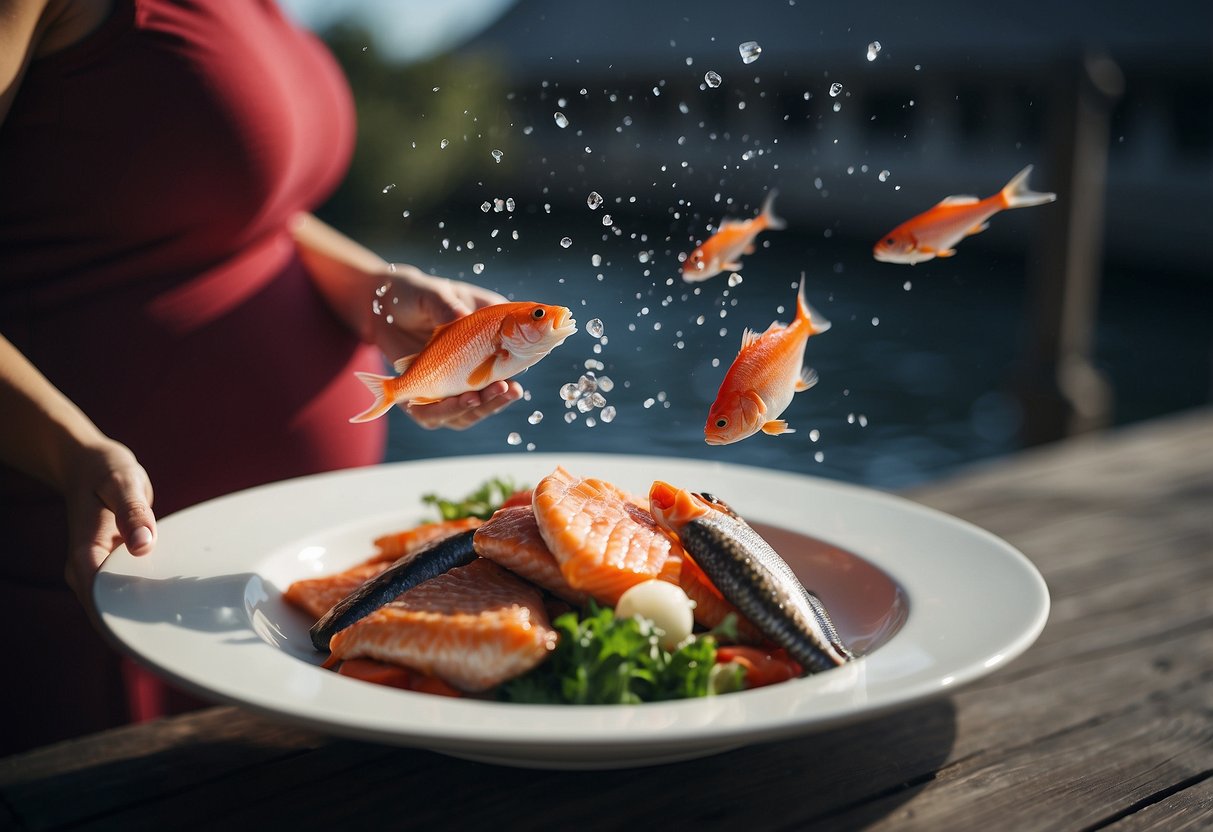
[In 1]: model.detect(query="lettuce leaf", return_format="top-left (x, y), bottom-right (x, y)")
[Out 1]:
top-left (421, 477), bottom-right (522, 521)
top-left (499, 603), bottom-right (736, 704)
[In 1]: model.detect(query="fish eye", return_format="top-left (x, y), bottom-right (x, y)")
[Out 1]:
top-left (715, 418), bottom-right (728, 428)
top-left (885, 237), bottom-right (896, 246)
top-left (531, 308), bottom-right (545, 319)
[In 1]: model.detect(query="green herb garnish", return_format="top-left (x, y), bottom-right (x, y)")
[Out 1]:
top-left (421, 477), bottom-right (523, 521)
top-left (499, 603), bottom-right (737, 704)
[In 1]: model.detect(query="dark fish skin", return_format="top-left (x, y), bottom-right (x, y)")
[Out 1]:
top-left (309, 529), bottom-right (477, 652)
top-left (678, 515), bottom-right (852, 673)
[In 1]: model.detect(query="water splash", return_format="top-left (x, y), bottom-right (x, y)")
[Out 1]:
top-left (738, 41), bottom-right (762, 64)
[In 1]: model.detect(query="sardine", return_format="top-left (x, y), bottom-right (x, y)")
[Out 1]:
top-left (309, 529), bottom-right (477, 651)
top-left (650, 483), bottom-right (852, 673)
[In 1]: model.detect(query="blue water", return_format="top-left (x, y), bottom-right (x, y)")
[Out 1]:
top-left (375, 222), bottom-right (1122, 490)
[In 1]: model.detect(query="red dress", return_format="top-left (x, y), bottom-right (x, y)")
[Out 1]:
top-left (0, 0), bottom-right (386, 754)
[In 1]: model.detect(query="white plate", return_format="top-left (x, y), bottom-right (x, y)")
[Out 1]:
top-left (96, 453), bottom-right (1049, 769)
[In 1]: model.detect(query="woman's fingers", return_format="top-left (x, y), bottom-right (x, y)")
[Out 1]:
top-left (403, 381), bottom-right (523, 431)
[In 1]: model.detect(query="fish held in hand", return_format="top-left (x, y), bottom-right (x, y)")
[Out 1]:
top-left (682, 190), bottom-right (785, 282)
top-left (705, 274), bottom-right (828, 445)
top-left (649, 482), bottom-right (852, 674)
top-left (873, 165), bottom-right (1056, 265)
top-left (351, 302), bottom-right (576, 422)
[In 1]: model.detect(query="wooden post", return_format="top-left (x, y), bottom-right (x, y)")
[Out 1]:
top-left (1014, 52), bottom-right (1124, 446)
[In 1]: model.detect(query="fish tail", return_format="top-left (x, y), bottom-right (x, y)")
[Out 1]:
top-left (1000, 165), bottom-right (1057, 209)
top-left (349, 372), bottom-right (398, 423)
top-left (794, 273), bottom-right (832, 335)
top-left (760, 190), bottom-right (787, 230)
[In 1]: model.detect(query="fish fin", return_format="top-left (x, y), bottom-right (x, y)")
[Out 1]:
top-left (466, 350), bottom-right (505, 388)
top-left (794, 273), bottom-right (832, 335)
top-left (1001, 164), bottom-right (1057, 209)
top-left (740, 327), bottom-right (762, 350)
top-left (392, 353), bottom-right (418, 375)
top-left (740, 390), bottom-right (767, 424)
top-left (760, 190), bottom-right (787, 230)
top-left (936, 248), bottom-right (957, 258)
top-left (964, 222), bottom-right (991, 237)
top-left (795, 366), bottom-right (819, 392)
top-left (743, 244), bottom-right (756, 255)
top-left (935, 195), bottom-right (980, 207)
top-left (723, 261), bottom-right (744, 271)
top-left (350, 372), bottom-right (397, 423)
top-left (408, 396), bottom-right (443, 406)
top-left (761, 420), bottom-right (795, 436)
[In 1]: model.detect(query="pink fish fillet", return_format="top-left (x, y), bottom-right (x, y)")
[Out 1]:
top-left (473, 506), bottom-right (590, 605)
top-left (327, 558), bottom-right (557, 692)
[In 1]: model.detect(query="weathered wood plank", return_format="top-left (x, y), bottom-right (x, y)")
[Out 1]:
top-left (1106, 772), bottom-right (1213, 831)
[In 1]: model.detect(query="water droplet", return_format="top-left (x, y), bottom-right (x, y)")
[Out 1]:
top-left (814, 451), bottom-right (825, 463)
top-left (643, 397), bottom-right (656, 409)
top-left (507, 432), bottom-right (522, 446)
top-left (738, 41), bottom-right (762, 64)
top-left (473, 263), bottom-right (484, 274)
top-left (491, 149), bottom-right (503, 163)
top-left (704, 71), bottom-right (722, 88)
top-left (602, 214), bottom-right (613, 227)
top-left (401, 210), bottom-right (410, 218)
top-left (809, 429), bottom-right (820, 442)
top-left (601, 405), bottom-right (616, 423)
top-left (440, 138), bottom-right (450, 149)
top-left (878, 169), bottom-right (891, 182)
top-left (493, 198), bottom-right (505, 212)
top-left (829, 82), bottom-right (844, 97)
top-left (528, 410), bottom-right (544, 425)
top-left (554, 111), bottom-right (569, 128)
top-left (381, 183), bottom-right (396, 194)
top-left (560, 383), bottom-right (580, 401)
top-left (506, 197), bottom-right (516, 211)
top-left (480, 201), bottom-right (492, 212)
top-left (872, 317), bottom-right (880, 326)
top-left (587, 318), bottom-right (605, 338)
top-left (576, 396), bottom-right (594, 413)
top-left (858, 414), bottom-right (869, 427)
top-left (866, 41), bottom-right (882, 62)
top-left (598, 376), bottom-right (614, 392)
top-left (847, 413), bottom-right (856, 424)
top-left (591, 254), bottom-right (602, 267)
top-left (727, 273), bottom-right (743, 287)
top-left (587, 191), bottom-right (604, 210)
top-left (903, 280), bottom-right (913, 291)
top-left (560, 237), bottom-right (573, 249)
top-left (564, 412), bottom-right (577, 424)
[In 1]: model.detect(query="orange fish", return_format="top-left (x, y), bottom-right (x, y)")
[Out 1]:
top-left (873, 165), bottom-right (1056, 264)
top-left (682, 191), bottom-right (785, 282)
top-left (351, 302), bottom-right (576, 422)
top-left (705, 275), bottom-right (829, 445)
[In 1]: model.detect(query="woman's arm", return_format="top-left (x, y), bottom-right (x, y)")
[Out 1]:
top-left (290, 212), bottom-right (523, 430)
top-left (0, 334), bottom-right (155, 604)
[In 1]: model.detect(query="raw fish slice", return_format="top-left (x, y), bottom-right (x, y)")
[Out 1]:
top-left (473, 506), bottom-right (590, 605)
top-left (370, 517), bottom-right (483, 563)
top-left (284, 562), bottom-right (393, 621)
top-left (532, 467), bottom-right (682, 606)
top-left (327, 558), bottom-right (557, 692)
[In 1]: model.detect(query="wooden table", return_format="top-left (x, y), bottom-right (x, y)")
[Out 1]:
top-left (3, 409), bottom-right (1210, 831)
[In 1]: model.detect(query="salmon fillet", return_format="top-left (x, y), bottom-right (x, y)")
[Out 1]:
top-left (473, 506), bottom-right (589, 605)
top-left (370, 517), bottom-right (483, 563)
top-left (327, 558), bottom-right (557, 692)
top-left (532, 467), bottom-right (682, 606)
top-left (284, 561), bottom-right (393, 621)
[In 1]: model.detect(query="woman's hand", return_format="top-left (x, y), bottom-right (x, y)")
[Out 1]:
top-left (61, 439), bottom-right (156, 608)
top-left (292, 214), bottom-right (525, 430)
